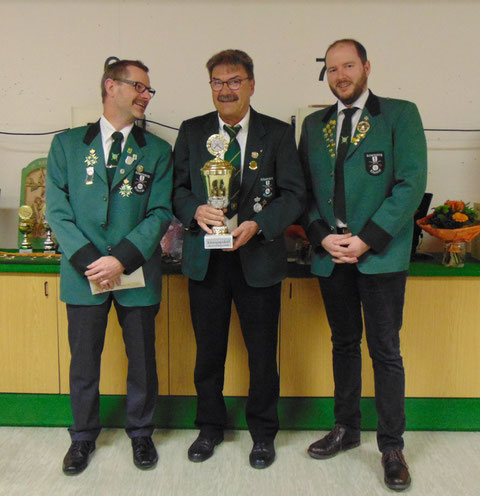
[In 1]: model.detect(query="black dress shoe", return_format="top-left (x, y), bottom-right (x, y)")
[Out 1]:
top-left (249, 441), bottom-right (275, 469)
top-left (188, 435), bottom-right (223, 462)
top-left (62, 440), bottom-right (95, 475)
top-left (382, 449), bottom-right (411, 491)
top-left (132, 436), bottom-right (158, 470)
top-left (308, 425), bottom-right (360, 459)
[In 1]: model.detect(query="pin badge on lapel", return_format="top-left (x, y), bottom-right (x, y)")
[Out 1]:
top-left (253, 196), bottom-right (262, 213)
top-left (119, 178), bottom-right (133, 197)
top-left (84, 149), bottom-right (98, 185)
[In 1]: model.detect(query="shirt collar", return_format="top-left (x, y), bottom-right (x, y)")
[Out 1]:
top-left (218, 107), bottom-right (250, 135)
top-left (100, 115), bottom-right (134, 144)
top-left (337, 88), bottom-right (370, 115)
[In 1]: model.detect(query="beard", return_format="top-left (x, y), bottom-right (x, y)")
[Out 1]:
top-left (330, 71), bottom-right (368, 106)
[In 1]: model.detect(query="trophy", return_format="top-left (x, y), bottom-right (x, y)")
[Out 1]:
top-left (201, 134), bottom-right (234, 249)
top-left (18, 205), bottom-right (34, 253)
top-left (43, 218), bottom-right (57, 254)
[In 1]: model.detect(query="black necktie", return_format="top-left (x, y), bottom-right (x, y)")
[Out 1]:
top-left (334, 107), bottom-right (357, 223)
top-left (106, 131), bottom-right (123, 186)
top-left (223, 124), bottom-right (242, 218)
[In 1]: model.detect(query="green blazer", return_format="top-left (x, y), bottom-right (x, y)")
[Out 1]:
top-left (173, 108), bottom-right (305, 287)
top-left (299, 92), bottom-right (427, 276)
top-left (46, 121), bottom-right (173, 306)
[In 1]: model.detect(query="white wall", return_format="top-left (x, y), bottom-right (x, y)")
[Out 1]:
top-left (1, 0), bottom-right (479, 250)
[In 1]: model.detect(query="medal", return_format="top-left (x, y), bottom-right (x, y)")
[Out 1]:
top-left (249, 160), bottom-right (258, 170)
top-left (357, 120), bottom-right (370, 134)
top-left (84, 149), bottom-right (98, 185)
top-left (119, 179), bottom-right (133, 197)
top-left (125, 155), bottom-right (134, 165)
top-left (251, 151), bottom-right (259, 159)
top-left (136, 164), bottom-right (144, 173)
top-left (253, 202), bottom-right (262, 213)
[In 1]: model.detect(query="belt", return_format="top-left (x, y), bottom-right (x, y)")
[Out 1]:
top-left (337, 227), bottom-right (351, 234)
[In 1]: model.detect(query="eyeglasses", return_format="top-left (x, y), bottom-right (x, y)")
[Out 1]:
top-left (114, 78), bottom-right (156, 97)
top-left (209, 77), bottom-right (251, 92)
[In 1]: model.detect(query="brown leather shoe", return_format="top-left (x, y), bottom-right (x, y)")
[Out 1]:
top-left (308, 425), bottom-right (360, 459)
top-left (382, 449), bottom-right (411, 491)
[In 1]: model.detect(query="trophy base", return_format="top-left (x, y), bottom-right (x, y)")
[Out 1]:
top-left (19, 248), bottom-right (33, 254)
top-left (204, 233), bottom-right (233, 249)
top-left (43, 250), bottom-right (57, 254)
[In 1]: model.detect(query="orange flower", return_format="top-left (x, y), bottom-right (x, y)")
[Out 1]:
top-left (452, 212), bottom-right (469, 223)
top-left (445, 200), bottom-right (465, 212)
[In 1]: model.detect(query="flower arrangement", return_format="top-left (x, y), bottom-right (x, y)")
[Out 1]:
top-left (428, 201), bottom-right (477, 229)
top-left (417, 200), bottom-right (480, 267)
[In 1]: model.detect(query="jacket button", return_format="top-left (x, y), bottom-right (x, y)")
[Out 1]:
top-left (327, 198), bottom-right (332, 204)
top-left (107, 246), bottom-right (112, 253)
top-left (103, 196), bottom-right (107, 201)
top-left (330, 225), bottom-right (335, 231)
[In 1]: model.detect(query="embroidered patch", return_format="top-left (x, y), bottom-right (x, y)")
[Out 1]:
top-left (133, 170), bottom-right (152, 194)
top-left (260, 177), bottom-right (274, 198)
top-left (365, 152), bottom-right (385, 176)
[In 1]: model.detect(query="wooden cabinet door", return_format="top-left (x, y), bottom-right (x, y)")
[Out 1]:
top-left (0, 273), bottom-right (60, 393)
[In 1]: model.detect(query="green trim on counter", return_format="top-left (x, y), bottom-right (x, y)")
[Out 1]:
top-left (2, 251), bottom-right (479, 276)
top-left (1, 395), bottom-right (478, 431)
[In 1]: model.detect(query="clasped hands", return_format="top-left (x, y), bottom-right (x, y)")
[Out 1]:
top-left (194, 204), bottom-right (258, 251)
top-left (85, 256), bottom-right (125, 291)
top-left (321, 233), bottom-right (370, 264)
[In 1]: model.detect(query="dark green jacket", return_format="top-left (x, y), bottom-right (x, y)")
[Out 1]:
top-left (299, 92), bottom-right (427, 276)
top-left (46, 121), bottom-right (173, 305)
top-left (173, 108), bottom-right (305, 287)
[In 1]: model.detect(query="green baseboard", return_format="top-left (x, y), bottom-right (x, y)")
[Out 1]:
top-left (0, 395), bottom-right (478, 430)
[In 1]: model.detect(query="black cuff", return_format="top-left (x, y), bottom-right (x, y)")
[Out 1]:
top-left (358, 220), bottom-right (393, 254)
top-left (70, 242), bottom-right (103, 275)
top-left (110, 239), bottom-right (146, 275)
top-left (305, 219), bottom-right (332, 249)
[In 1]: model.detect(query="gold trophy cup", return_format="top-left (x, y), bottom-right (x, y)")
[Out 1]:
top-left (18, 205), bottom-right (34, 253)
top-left (201, 134), bottom-right (234, 249)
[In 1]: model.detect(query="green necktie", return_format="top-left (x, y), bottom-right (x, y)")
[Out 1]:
top-left (106, 131), bottom-right (123, 186)
top-left (223, 124), bottom-right (241, 218)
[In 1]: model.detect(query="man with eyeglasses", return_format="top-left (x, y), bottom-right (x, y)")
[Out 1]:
top-left (299, 39), bottom-right (427, 491)
top-left (46, 59), bottom-right (172, 475)
top-left (173, 49), bottom-right (305, 469)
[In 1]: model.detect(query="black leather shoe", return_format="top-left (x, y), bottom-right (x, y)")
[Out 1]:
top-left (382, 449), bottom-right (411, 491)
top-left (249, 441), bottom-right (275, 469)
top-left (62, 440), bottom-right (95, 475)
top-left (307, 426), bottom-right (360, 459)
top-left (132, 436), bottom-right (158, 470)
top-left (188, 435), bottom-right (223, 462)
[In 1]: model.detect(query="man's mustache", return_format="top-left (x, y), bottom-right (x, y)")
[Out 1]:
top-left (217, 95), bottom-right (239, 102)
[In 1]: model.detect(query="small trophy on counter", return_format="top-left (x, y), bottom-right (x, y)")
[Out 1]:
top-left (201, 134), bottom-right (234, 249)
top-left (42, 218), bottom-right (57, 254)
top-left (18, 205), bottom-right (34, 253)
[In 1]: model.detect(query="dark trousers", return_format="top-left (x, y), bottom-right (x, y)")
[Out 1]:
top-left (66, 297), bottom-right (159, 441)
top-left (318, 264), bottom-right (407, 452)
top-left (188, 250), bottom-right (281, 443)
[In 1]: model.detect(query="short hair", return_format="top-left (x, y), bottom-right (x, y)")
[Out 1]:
top-left (101, 59), bottom-right (149, 101)
top-left (206, 49), bottom-right (254, 79)
top-left (325, 39), bottom-right (368, 65)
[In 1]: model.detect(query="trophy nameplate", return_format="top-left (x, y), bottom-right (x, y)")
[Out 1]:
top-left (201, 134), bottom-right (234, 249)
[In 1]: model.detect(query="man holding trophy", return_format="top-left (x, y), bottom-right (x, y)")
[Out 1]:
top-left (173, 49), bottom-right (305, 469)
